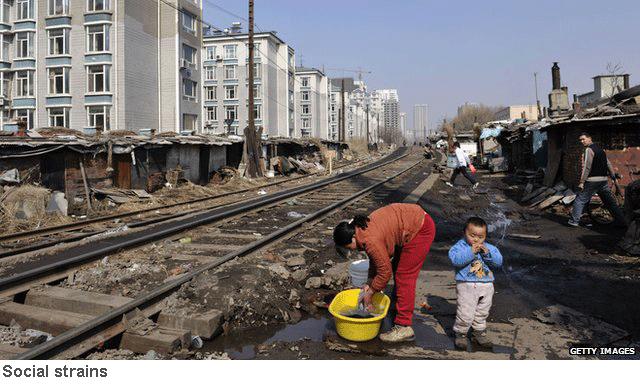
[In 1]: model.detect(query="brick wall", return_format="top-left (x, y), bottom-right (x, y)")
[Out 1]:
top-left (558, 123), bottom-right (640, 191)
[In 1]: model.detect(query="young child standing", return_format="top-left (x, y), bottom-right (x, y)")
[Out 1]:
top-left (448, 217), bottom-right (503, 350)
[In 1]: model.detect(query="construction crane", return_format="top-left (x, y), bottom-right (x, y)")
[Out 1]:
top-left (325, 67), bottom-right (372, 82)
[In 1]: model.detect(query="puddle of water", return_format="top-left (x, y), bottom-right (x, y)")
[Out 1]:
top-left (202, 311), bottom-right (504, 359)
top-left (201, 316), bottom-right (332, 359)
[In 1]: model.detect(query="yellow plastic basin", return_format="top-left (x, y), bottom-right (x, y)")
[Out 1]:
top-left (329, 289), bottom-right (391, 342)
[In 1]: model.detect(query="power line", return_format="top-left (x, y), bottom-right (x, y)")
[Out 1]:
top-left (150, 0), bottom-right (379, 137)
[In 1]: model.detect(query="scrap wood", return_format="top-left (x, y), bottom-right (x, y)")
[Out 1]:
top-left (521, 186), bottom-right (547, 202)
top-left (507, 233), bottom-right (541, 240)
top-left (537, 194), bottom-right (564, 209)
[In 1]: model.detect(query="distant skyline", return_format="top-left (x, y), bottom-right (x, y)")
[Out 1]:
top-left (203, 0), bottom-right (640, 131)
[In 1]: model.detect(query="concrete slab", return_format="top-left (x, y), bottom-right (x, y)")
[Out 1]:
top-left (25, 287), bottom-right (132, 316)
top-left (0, 302), bottom-right (92, 335)
top-left (157, 309), bottom-right (223, 339)
top-left (404, 173), bottom-right (439, 204)
top-left (120, 327), bottom-right (191, 354)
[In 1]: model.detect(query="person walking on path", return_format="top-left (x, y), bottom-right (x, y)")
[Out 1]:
top-left (333, 203), bottom-right (436, 343)
top-left (568, 132), bottom-right (626, 227)
top-left (446, 141), bottom-right (479, 188)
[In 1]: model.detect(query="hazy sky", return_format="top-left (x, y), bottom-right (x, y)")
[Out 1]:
top-left (203, 0), bottom-right (640, 130)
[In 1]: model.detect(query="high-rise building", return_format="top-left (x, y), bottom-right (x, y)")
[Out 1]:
top-left (0, 0), bottom-right (203, 133)
top-left (295, 67), bottom-right (328, 139)
top-left (371, 89), bottom-right (399, 139)
top-left (399, 112), bottom-right (407, 137)
top-left (201, 25), bottom-right (295, 137)
top-left (413, 104), bottom-right (428, 140)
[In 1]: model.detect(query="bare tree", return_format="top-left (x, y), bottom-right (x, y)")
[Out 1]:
top-left (605, 62), bottom-right (624, 99)
top-left (451, 104), bottom-right (502, 134)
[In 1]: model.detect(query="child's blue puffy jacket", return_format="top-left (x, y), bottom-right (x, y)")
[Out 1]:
top-left (448, 239), bottom-right (503, 282)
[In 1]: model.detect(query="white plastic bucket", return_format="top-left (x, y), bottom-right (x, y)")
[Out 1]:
top-left (349, 259), bottom-right (369, 287)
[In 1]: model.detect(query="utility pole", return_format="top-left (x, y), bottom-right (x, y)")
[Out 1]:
top-left (376, 112), bottom-right (380, 143)
top-left (365, 104), bottom-right (370, 145)
top-left (340, 79), bottom-right (346, 142)
top-left (244, 0), bottom-right (262, 177)
top-left (534, 72), bottom-right (542, 120)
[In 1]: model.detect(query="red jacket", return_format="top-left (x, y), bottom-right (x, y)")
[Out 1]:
top-left (354, 203), bottom-right (427, 291)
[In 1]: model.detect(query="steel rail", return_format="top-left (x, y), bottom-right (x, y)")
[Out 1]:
top-left (14, 156), bottom-right (423, 359)
top-left (0, 151), bottom-right (410, 293)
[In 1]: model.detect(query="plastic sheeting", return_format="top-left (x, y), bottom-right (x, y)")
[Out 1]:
top-left (480, 126), bottom-right (504, 140)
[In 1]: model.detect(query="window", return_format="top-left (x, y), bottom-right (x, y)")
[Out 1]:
top-left (301, 77), bottom-right (309, 87)
top-left (205, 106), bottom-right (217, 122)
top-left (225, 105), bottom-right (237, 121)
top-left (48, 67), bottom-right (70, 94)
top-left (15, 109), bottom-right (34, 130)
top-left (2, 2), bottom-right (9, 23)
top-left (224, 65), bottom-right (236, 79)
top-left (15, 70), bottom-right (33, 97)
top-left (252, 84), bottom-right (261, 99)
top-left (183, 78), bottom-right (197, 100)
top-left (48, 107), bottom-right (70, 128)
top-left (253, 105), bottom-right (261, 120)
top-left (252, 63), bottom-right (262, 79)
top-left (223, 45), bottom-right (236, 59)
top-left (87, 105), bottom-right (110, 129)
top-left (87, 65), bottom-right (110, 93)
top-left (302, 118), bottom-right (311, 129)
top-left (205, 86), bottom-right (216, 101)
top-left (16, 32), bottom-right (33, 58)
top-left (49, 0), bottom-right (69, 16)
top-left (205, 46), bottom-right (215, 60)
top-left (182, 44), bottom-right (197, 68)
top-left (302, 105), bottom-right (310, 115)
top-left (87, 0), bottom-right (110, 12)
top-left (48, 28), bottom-right (69, 55)
top-left (1, 36), bottom-right (9, 61)
top-left (224, 85), bottom-right (236, 100)
top-left (17, 0), bottom-right (34, 20)
top-left (245, 42), bottom-right (261, 59)
top-left (87, 25), bottom-right (110, 52)
top-left (301, 91), bottom-right (310, 101)
top-left (183, 114), bottom-right (197, 132)
top-left (204, 66), bottom-right (215, 81)
top-left (181, 11), bottom-right (196, 34)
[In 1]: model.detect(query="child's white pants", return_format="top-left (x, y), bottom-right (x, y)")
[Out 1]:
top-left (453, 282), bottom-right (494, 333)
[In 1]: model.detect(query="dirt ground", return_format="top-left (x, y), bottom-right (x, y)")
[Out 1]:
top-left (419, 170), bottom-right (640, 340)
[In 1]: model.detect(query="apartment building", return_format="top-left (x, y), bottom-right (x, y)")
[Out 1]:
top-left (494, 104), bottom-right (539, 122)
top-left (328, 77), bottom-right (379, 142)
top-left (413, 104), bottom-right (428, 140)
top-left (294, 66), bottom-right (328, 139)
top-left (201, 25), bottom-right (295, 138)
top-left (0, 0), bottom-right (203, 133)
top-left (371, 89), bottom-right (399, 137)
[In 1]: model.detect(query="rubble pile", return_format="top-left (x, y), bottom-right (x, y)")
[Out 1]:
top-left (0, 321), bottom-right (52, 348)
top-left (0, 184), bottom-right (71, 234)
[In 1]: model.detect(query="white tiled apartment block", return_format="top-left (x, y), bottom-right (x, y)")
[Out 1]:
top-left (294, 66), bottom-right (328, 139)
top-left (201, 27), bottom-right (295, 138)
top-left (328, 77), bottom-right (380, 142)
top-left (0, 0), bottom-right (203, 133)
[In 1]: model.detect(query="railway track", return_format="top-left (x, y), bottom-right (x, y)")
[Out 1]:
top-left (0, 157), bottom-right (366, 260)
top-left (0, 149), bottom-right (427, 360)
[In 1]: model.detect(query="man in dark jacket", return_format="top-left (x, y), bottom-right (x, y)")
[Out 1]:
top-left (568, 132), bottom-right (626, 227)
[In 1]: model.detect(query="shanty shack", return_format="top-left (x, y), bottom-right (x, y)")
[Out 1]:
top-left (542, 113), bottom-right (640, 193)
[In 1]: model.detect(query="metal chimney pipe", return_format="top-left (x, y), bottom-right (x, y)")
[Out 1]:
top-left (551, 62), bottom-right (561, 90)
top-left (623, 74), bottom-right (630, 89)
